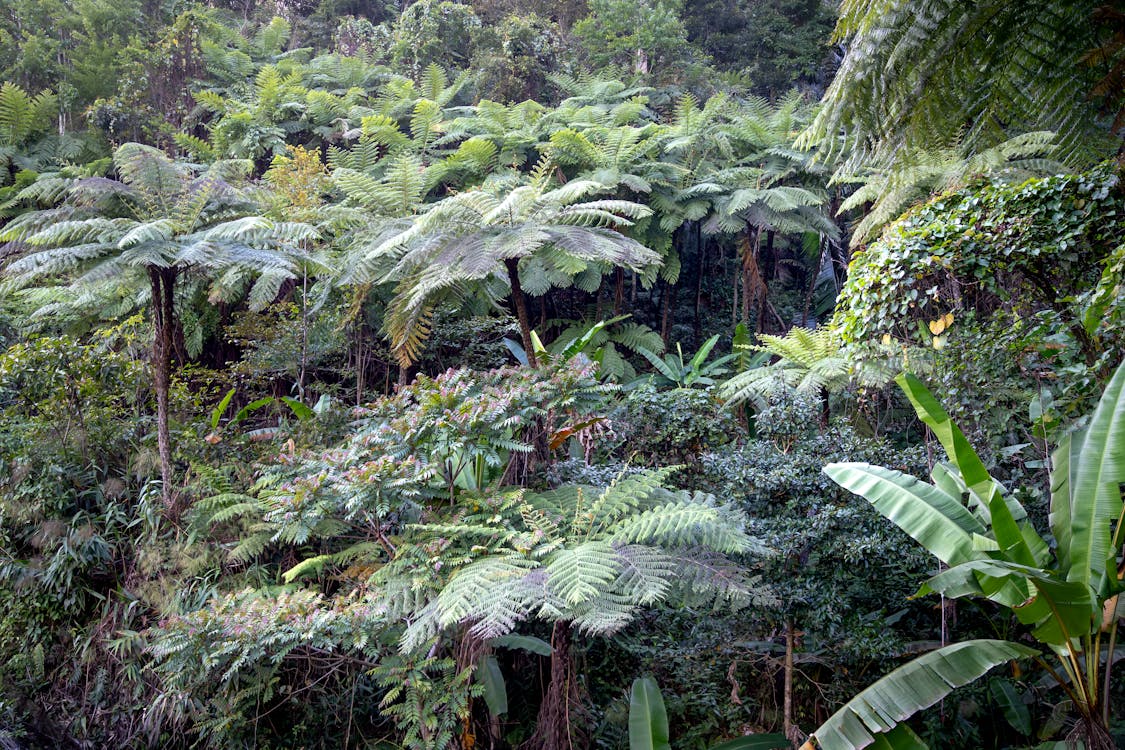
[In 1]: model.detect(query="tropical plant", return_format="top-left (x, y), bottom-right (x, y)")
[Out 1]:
top-left (0, 143), bottom-right (311, 507)
top-left (634, 333), bottom-right (734, 389)
top-left (505, 315), bottom-right (665, 381)
top-left (718, 326), bottom-right (894, 410)
top-left (361, 162), bottom-right (661, 367)
top-left (796, 0), bottom-right (1124, 178)
top-left (809, 360), bottom-right (1125, 749)
top-left (836, 131), bottom-right (1061, 248)
top-left (383, 467), bottom-right (768, 750)
top-left (627, 675), bottom-right (789, 750)
top-left (832, 164), bottom-right (1125, 371)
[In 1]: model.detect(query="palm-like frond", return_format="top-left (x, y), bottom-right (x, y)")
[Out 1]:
top-left (378, 174), bottom-right (661, 365)
top-left (396, 469), bottom-right (766, 653)
top-left (719, 326), bottom-right (894, 408)
top-left (798, 0), bottom-right (1118, 176)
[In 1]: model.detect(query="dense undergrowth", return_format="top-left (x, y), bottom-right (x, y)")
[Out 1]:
top-left (1, 1), bottom-right (1124, 749)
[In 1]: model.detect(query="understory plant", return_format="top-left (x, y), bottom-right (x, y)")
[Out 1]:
top-left (808, 360), bottom-right (1125, 749)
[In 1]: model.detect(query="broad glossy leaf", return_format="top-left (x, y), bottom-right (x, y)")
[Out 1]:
top-left (922, 560), bottom-right (1097, 645)
top-left (1064, 360), bottom-right (1125, 593)
top-left (897, 373), bottom-right (1012, 516)
top-left (824, 463), bottom-right (983, 565)
top-left (629, 676), bottom-right (671, 750)
top-left (477, 654), bottom-right (507, 716)
top-left (490, 634), bottom-right (552, 656)
top-left (809, 640), bottom-right (1038, 750)
top-left (989, 677), bottom-right (1031, 735)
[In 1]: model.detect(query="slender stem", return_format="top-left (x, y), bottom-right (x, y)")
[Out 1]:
top-left (1086, 632), bottom-right (1099, 712)
top-left (1035, 656), bottom-right (1082, 707)
top-left (505, 258), bottom-right (537, 367)
top-left (1104, 618), bottom-right (1119, 725)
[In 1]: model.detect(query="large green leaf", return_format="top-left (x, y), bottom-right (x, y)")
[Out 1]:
top-left (823, 463), bottom-right (983, 565)
top-left (490, 634), bottom-right (552, 656)
top-left (989, 677), bottom-right (1032, 736)
top-left (920, 560), bottom-right (1096, 646)
top-left (809, 640), bottom-right (1038, 750)
top-left (1063, 360), bottom-right (1125, 594)
top-left (629, 676), bottom-right (671, 750)
top-left (898, 373), bottom-right (1023, 521)
top-left (867, 725), bottom-right (929, 749)
top-left (477, 654), bottom-right (507, 716)
top-left (710, 734), bottom-right (789, 750)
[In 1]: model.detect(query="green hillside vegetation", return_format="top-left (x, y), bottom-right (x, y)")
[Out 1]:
top-left (0, 1), bottom-right (1122, 748)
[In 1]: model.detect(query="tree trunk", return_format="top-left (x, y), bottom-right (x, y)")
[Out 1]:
top-left (613, 267), bottom-right (625, 316)
top-left (524, 621), bottom-right (580, 750)
top-left (506, 258), bottom-right (538, 367)
top-left (693, 226), bottom-right (704, 343)
top-left (739, 227), bottom-right (766, 328)
top-left (758, 231), bottom-right (775, 334)
top-left (149, 266), bottom-right (175, 511)
top-left (783, 619), bottom-right (795, 741)
top-left (660, 280), bottom-right (675, 345)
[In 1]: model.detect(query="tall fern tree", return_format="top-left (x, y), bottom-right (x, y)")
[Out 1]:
top-left (381, 468), bottom-right (768, 750)
top-left (0, 143), bottom-right (312, 508)
top-left (358, 162), bottom-right (662, 368)
top-left (797, 0), bottom-right (1124, 180)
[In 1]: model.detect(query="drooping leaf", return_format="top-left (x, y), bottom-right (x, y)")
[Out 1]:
top-left (823, 463), bottom-right (983, 565)
top-left (809, 640), bottom-right (1038, 750)
top-left (1063, 360), bottom-right (1125, 594)
top-left (477, 654), bottom-right (507, 716)
top-left (490, 634), bottom-right (552, 656)
top-left (989, 678), bottom-right (1032, 736)
top-left (711, 734), bottom-right (789, 750)
top-left (629, 676), bottom-right (671, 750)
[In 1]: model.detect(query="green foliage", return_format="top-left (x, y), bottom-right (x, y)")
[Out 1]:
top-left (389, 0), bottom-right (483, 78)
top-left (718, 326), bottom-right (893, 410)
top-left (833, 164), bottom-right (1124, 359)
top-left (634, 334), bottom-right (734, 389)
top-left (372, 652), bottom-right (481, 750)
top-left (681, 0), bottom-right (836, 97)
top-left (393, 467), bottom-right (769, 652)
top-left (573, 0), bottom-right (698, 79)
top-left (807, 641), bottom-right (1039, 750)
top-left (472, 13), bottom-right (564, 102)
top-left (798, 0), bottom-right (1122, 174)
top-left (629, 676), bottom-right (672, 750)
top-left (146, 588), bottom-right (388, 747)
top-left (818, 362), bottom-right (1125, 746)
top-left (617, 382), bottom-right (739, 463)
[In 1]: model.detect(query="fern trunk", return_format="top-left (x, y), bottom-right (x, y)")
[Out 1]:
top-left (505, 258), bottom-right (538, 367)
top-left (149, 266), bottom-right (176, 510)
top-left (524, 620), bottom-right (582, 750)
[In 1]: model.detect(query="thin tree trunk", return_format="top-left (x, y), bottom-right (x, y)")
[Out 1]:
top-left (298, 267), bottom-right (309, 401)
top-left (740, 228), bottom-right (762, 327)
top-left (660, 280), bottom-right (674, 345)
top-left (694, 227), bottom-right (704, 343)
top-left (149, 267), bottom-right (175, 510)
top-left (506, 258), bottom-right (538, 367)
top-left (802, 236), bottom-right (825, 327)
top-left (524, 621), bottom-right (578, 750)
top-left (613, 267), bottom-right (625, 316)
top-left (758, 231), bottom-right (775, 334)
top-left (783, 619), bottom-right (795, 742)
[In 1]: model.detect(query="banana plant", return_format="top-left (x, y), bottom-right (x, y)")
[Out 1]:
top-left (627, 676), bottom-right (788, 750)
top-left (808, 359), bottom-right (1125, 750)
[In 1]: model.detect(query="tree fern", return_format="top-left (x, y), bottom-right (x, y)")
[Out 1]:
top-left (797, 0), bottom-right (1121, 180)
top-left (396, 468), bottom-right (766, 651)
